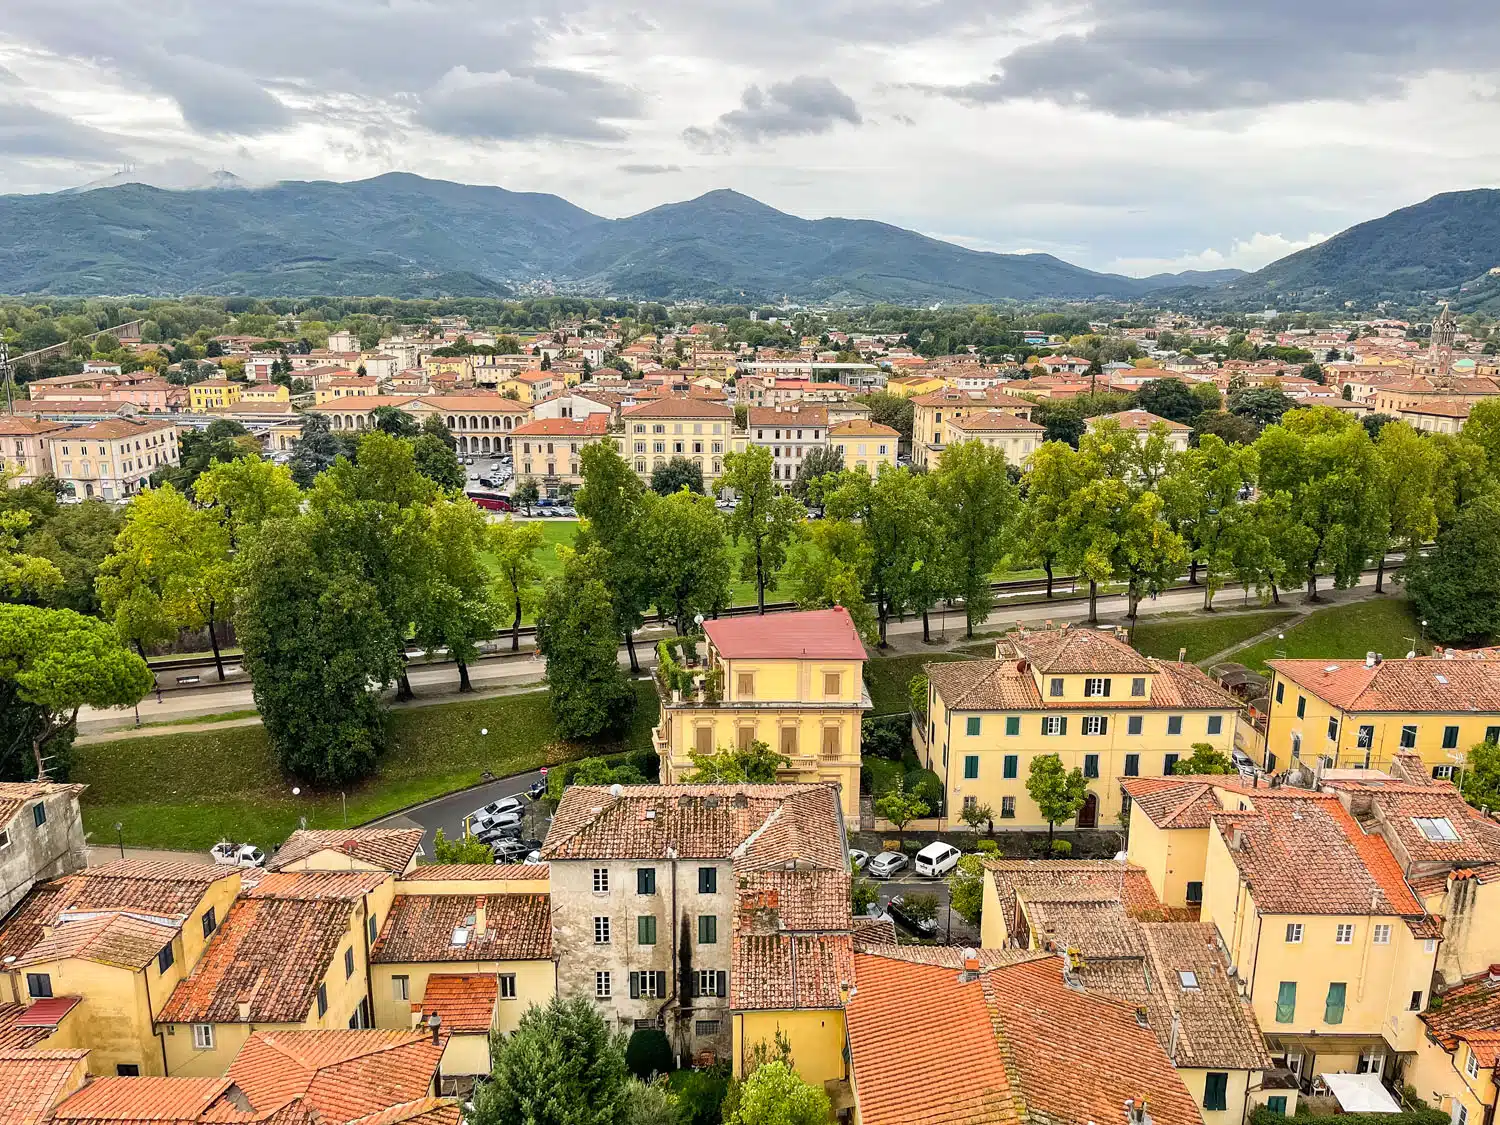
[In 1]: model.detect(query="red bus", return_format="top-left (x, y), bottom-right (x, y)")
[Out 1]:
top-left (467, 492), bottom-right (513, 512)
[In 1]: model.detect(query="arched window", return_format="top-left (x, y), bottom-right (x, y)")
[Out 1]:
top-left (481, 416), bottom-right (491, 430)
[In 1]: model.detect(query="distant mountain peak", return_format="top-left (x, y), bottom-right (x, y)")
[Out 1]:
top-left (66, 160), bottom-right (250, 194)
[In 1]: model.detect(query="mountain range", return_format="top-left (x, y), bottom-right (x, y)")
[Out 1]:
top-left (0, 173), bottom-right (1243, 302)
top-left (1, 172), bottom-right (1496, 307)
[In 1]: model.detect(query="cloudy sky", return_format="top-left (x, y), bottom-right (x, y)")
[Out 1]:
top-left (2, 0), bottom-right (1499, 276)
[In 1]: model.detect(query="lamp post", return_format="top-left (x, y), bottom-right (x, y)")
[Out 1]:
top-left (114, 822), bottom-right (124, 859)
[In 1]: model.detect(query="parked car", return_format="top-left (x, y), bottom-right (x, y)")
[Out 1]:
top-left (848, 849), bottom-right (870, 871)
top-left (491, 838), bottom-right (530, 862)
top-left (464, 456), bottom-right (475, 465)
top-left (478, 476), bottom-right (496, 488)
top-left (554, 505), bottom-right (576, 518)
top-left (523, 850), bottom-right (544, 865)
top-left (471, 796), bottom-right (523, 821)
top-left (474, 811), bottom-right (524, 840)
top-left (1231, 748), bottom-right (1257, 775)
top-left (867, 851), bottom-right (909, 878)
top-left (535, 497), bottom-right (557, 509)
top-left (527, 780), bottom-right (548, 800)
top-left (211, 841), bottom-right (265, 868)
top-left (887, 893), bottom-right (939, 938)
top-left (861, 901), bottom-right (893, 924)
top-left (914, 841), bottom-right (961, 878)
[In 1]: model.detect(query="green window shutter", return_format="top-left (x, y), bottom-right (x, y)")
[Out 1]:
top-left (638, 868), bottom-right (655, 894)
top-left (965, 716), bottom-right (981, 737)
top-left (1203, 1073), bottom-right (1228, 1112)
top-left (1005, 716), bottom-right (1020, 736)
top-left (964, 755), bottom-right (979, 780)
top-left (638, 916), bottom-right (656, 945)
top-left (655, 971), bottom-right (668, 997)
top-left (699, 915), bottom-right (718, 944)
top-left (1058, 717), bottom-right (1067, 736)
top-left (1003, 755), bottom-right (1018, 779)
top-left (717, 970), bottom-right (727, 998)
top-left (1275, 981), bottom-right (1296, 1023)
top-left (1267, 1097), bottom-right (1287, 1116)
top-left (1325, 982), bottom-right (1346, 1025)
top-left (629, 972), bottom-right (641, 999)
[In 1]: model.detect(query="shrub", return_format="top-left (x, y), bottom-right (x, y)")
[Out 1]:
top-left (672, 1065), bottom-right (731, 1125)
top-left (975, 839), bottom-right (1000, 855)
top-left (862, 758), bottom-right (903, 796)
top-left (905, 766), bottom-right (944, 813)
top-left (1250, 1110), bottom-right (1445, 1125)
top-left (861, 715), bottom-right (907, 760)
top-left (1050, 838), bottom-right (1073, 857)
top-left (625, 1028), bottom-right (673, 1080)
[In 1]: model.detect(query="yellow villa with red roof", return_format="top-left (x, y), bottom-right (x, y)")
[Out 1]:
top-left (653, 607), bottom-right (870, 816)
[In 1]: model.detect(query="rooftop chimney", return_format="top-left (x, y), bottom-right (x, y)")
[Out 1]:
top-left (428, 1012), bottom-right (442, 1045)
top-left (1366, 652), bottom-right (1377, 668)
top-left (1178, 647), bottom-right (1187, 665)
top-left (1489, 964), bottom-right (1500, 982)
top-left (1124, 1098), bottom-right (1151, 1125)
top-left (474, 896), bottom-right (487, 935)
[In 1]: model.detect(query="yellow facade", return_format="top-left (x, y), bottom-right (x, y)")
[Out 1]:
top-left (656, 648), bottom-right (868, 817)
top-left (240, 384), bottom-right (290, 403)
top-left (1406, 1033), bottom-right (1494, 1125)
top-left (1263, 666), bottom-right (1500, 776)
top-left (911, 394), bottom-right (1033, 468)
top-left (616, 411), bottom-right (746, 487)
top-left (1125, 797), bottom-right (1219, 910)
top-left (369, 960), bottom-right (555, 1037)
top-left (733, 1009), bottom-right (847, 1089)
top-left (189, 380), bottom-right (241, 412)
top-left (1200, 825), bottom-right (1436, 1066)
top-left (440, 1032), bottom-right (491, 1079)
top-left (924, 665), bottom-right (1239, 831)
top-left (828, 428), bottom-right (898, 475)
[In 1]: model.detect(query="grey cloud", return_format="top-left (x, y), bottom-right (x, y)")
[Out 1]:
top-left (0, 65), bottom-right (20, 86)
top-left (619, 162), bottom-right (682, 174)
top-left (149, 54), bottom-right (291, 134)
top-left (684, 76), bottom-right (861, 151)
top-left (0, 98), bottom-right (126, 161)
top-left (415, 66), bottom-right (644, 141)
top-left (926, 0), bottom-right (1500, 115)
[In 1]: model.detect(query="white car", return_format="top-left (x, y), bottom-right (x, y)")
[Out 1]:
top-left (523, 850), bottom-right (545, 866)
top-left (867, 851), bottom-right (909, 878)
top-left (914, 841), bottom-right (961, 878)
top-left (471, 797), bottom-right (523, 822)
top-left (848, 849), bottom-right (870, 872)
top-left (211, 841), bottom-right (265, 868)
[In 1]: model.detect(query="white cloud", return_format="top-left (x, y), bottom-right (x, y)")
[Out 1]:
top-left (1107, 232), bottom-right (1332, 277)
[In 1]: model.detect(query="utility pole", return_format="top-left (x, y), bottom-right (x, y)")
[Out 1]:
top-left (0, 340), bottom-right (12, 415)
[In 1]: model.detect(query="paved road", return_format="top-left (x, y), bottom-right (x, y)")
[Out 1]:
top-left (368, 767), bottom-right (554, 856)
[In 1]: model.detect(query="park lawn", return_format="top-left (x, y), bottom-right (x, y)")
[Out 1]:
top-left (75, 681), bottom-right (660, 853)
top-left (1233, 596), bottom-right (1430, 673)
top-left (864, 652), bottom-right (974, 716)
top-left (1130, 609), bottom-right (1300, 666)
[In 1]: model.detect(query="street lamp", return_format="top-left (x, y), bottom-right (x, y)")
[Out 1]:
top-left (114, 822), bottom-right (124, 859)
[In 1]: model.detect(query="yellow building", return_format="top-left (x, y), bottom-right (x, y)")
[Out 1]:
top-left (0, 860), bottom-right (242, 1077)
top-left (1407, 973), bottom-right (1500, 1125)
top-left (1200, 790), bottom-right (1440, 1084)
top-left (313, 376), bottom-right (382, 405)
top-left (616, 397), bottom-right (744, 488)
top-left (239, 383), bottom-right (290, 403)
top-left (941, 414), bottom-right (1045, 468)
top-left (1122, 774), bottom-right (1260, 910)
top-left (156, 870), bottom-right (395, 1076)
top-left (189, 378), bottom-right (241, 412)
top-left (654, 608), bottom-right (870, 817)
top-left (494, 370), bottom-right (558, 403)
top-left (827, 420), bottom-right (898, 474)
top-left (268, 827), bottom-right (424, 875)
top-left (922, 627), bottom-right (1242, 832)
top-left (881, 374), bottom-right (946, 399)
top-left (909, 386), bottom-right (1034, 468)
top-left (509, 416), bottom-right (610, 496)
top-left (1263, 654), bottom-right (1500, 776)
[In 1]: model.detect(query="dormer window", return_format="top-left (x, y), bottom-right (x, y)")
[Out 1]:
top-left (1084, 678), bottom-right (1110, 698)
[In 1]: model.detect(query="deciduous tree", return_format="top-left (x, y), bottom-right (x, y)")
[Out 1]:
top-left (411, 497), bottom-right (497, 692)
top-left (721, 445), bottom-right (804, 613)
top-left (537, 549), bottom-right (638, 740)
top-left (1026, 753), bottom-right (1087, 848)
top-left (725, 1062), bottom-right (831, 1125)
top-left (1405, 491), bottom-right (1500, 646)
top-left (489, 518), bottom-right (546, 653)
top-left (684, 741), bottom-right (789, 783)
top-left (641, 491), bottom-right (731, 636)
top-left (874, 776), bottom-right (929, 850)
top-left (650, 456), bottom-right (705, 496)
top-left (575, 444), bottom-right (651, 672)
top-left (932, 440), bottom-right (1018, 637)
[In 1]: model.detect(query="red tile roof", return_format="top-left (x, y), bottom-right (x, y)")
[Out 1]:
top-left (1421, 970), bottom-right (1500, 1050)
top-left (1008, 626), bottom-right (1154, 674)
top-left (747, 406), bottom-right (828, 427)
top-left (1268, 655), bottom-right (1500, 713)
top-left (1091, 409), bottom-right (1192, 433)
top-left (621, 398), bottom-right (732, 420)
top-left (399, 865), bottom-right (547, 883)
top-left (508, 417), bottom-right (608, 438)
top-left (731, 933), bottom-right (852, 1010)
top-left (419, 974), bottom-right (498, 1033)
top-left (1119, 775), bottom-right (1256, 829)
top-left (269, 829), bottom-right (423, 874)
top-left (53, 1077), bottom-right (231, 1125)
top-left (245, 871), bottom-right (393, 901)
top-left (0, 1049), bottom-right (87, 1125)
top-left (371, 893), bottom-right (551, 963)
top-left (0, 1000), bottom-right (79, 1049)
top-left (944, 412), bottom-right (1044, 434)
top-left (703, 606), bottom-right (866, 660)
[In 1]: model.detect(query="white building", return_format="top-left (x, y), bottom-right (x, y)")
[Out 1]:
top-left (747, 404), bottom-right (827, 484)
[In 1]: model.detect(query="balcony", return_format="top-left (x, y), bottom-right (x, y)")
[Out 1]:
top-left (654, 636), bottom-right (723, 705)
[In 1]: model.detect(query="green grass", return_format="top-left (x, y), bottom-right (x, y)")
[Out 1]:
top-left (1233, 597), bottom-right (1430, 673)
top-left (131, 709), bottom-right (261, 730)
top-left (864, 652), bottom-right (974, 716)
top-left (1130, 609), bottom-right (1300, 666)
top-left (75, 681), bottom-right (661, 853)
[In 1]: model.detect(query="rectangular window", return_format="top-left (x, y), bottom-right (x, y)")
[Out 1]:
top-left (1335, 923), bottom-right (1354, 945)
top-left (696, 969), bottom-right (723, 997)
top-left (117, 1065), bottom-right (140, 1077)
top-left (1005, 716), bottom-right (1020, 737)
top-left (158, 943), bottom-right (175, 975)
top-left (1400, 724), bottom-right (1417, 749)
top-left (695, 1019), bottom-right (721, 1036)
top-left (1043, 716), bottom-right (1066, 736)
top-left (824, 672), bottom-right (842, 697)
top-left (1275, 981), bottom-right (1296, 1024)
top-left (592, 868), bottom-right (609, 893)
top-left (1373, 923), bottom-right (1391, 944)
top-left (1275, 681), bottom-right (1284, 704)
top-left (1164, 753), bottom-right (1179, 775)
top-left (1049, 678), bottom-right (1064, 697)
top-left (500, 974), bottom-right (517, 999)
top-left (1167, 715), bottom-right (1183, 736)
top-left (1128, 715), bottom-right (1143, 736)
top-left (696, 725), bottom-right (714, 754)
top-left (1324, 982), bottom-right (1346, 1024)
top-left (1124, 753), bottom-right (1139, 777)
top-left (317, 984), bottom-right (328, 1018)
top-left (821, 726), bottom-right (841, 760)
top-left (736, 725), bottom-right (755, 751)
top-left (1001, 797), bottom-right (1016, 819)
top-left (737, 673), bottom-right (754, 698)
top-left (1203, 1072), bottom-right (1228, 1113)
top-left (964, 755), bottom-right (979, 780)
top-left (1003, 754), bottom-right (1018, 779)
top-left (201, 908), bottom-right (217, 939)
top-left (1358, 724), bottom-right (1375, 749)
top-left (1083, 716), bottom-right (1107, 736)
top-left (1208, 715), bottom-right (1223, 736)
top-left (1285, 923), bottom-right (1303, 944)
top-left (1487, 725), bottom-right (1500, 745)
top-left (1444, 725), bottom-right (1460, 749)
top-left (594, 917), bottom-right (611, 944)
top-left (638, 868), bottom-right (656, 895)
top-left (637, 915), bottom-right (657, 945)
top-left (699, 866), bottom-right (717, 894)
top-left (193, 1024), bottom-right (214, 1050)
top-left (1131, 677), bottom-right (1146, 698)
top-left (1084, 754), bottom-right (1099, 779)
top-left (1185, 881), bottom-right (1203, 905)
top-left (1084, 677), bottom-right (1111, 698)
top-left (966, 716), bottom-right (981, 737)
top-left (32, 803), bottom-right (45, 827)
top-left (392, 976), bottom-right (409, 1001)
top-left (595, 971), bottom-right (612, 999)
top-left (699, 915), bottom-right (718, 944)
top-left (779, 725), bottom-right (798, 757)
top-left (368, 916), bottom-right (378, 945)
top-left (0, 829), bottom-right (8, 850)
top-left (1433, 765), bottom-right (1455, 780)
top-left (344, 947), bottom-right (355, 978)
top-left (1266, 1097), bottom-right (1287, 1116)
top-left (1327, 716), bottom-right (1340, 742)
top-left (26, 973), bottom-right (51, 999)
top-left (1409, 990), bottom-right (1423, 1012)
top-left (1296, 695), bottom-right (1306, 719)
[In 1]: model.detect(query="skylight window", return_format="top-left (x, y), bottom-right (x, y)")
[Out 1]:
top-left (1413, 817), bottom-right (1459, 842)
top-left (1435, 674), bottom-right (1449, 684)
top-left (1178, 970), bottom-right (1199, 990)
top-left (1323, 665), bottom-right (1340, 673)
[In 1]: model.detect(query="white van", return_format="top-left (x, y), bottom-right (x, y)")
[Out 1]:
top-left (914, 841), bottom-right (961, 878)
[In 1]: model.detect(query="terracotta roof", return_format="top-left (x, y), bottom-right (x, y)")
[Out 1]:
top-left (269, 829), bottom-right (423, 874)
top-left (49, 420), bottom-right (176, 441)
top-left (621, 398), bottom-right (733, 420)
top-left (1329, 783), bottom-right (1500, 870)
top-left (542, 784), bottom-right (845, 869)
top-left (1009, 626), bottom-right (1155, 675)
top-left (928, 648), bottom-right (1238, 712)
top-left (245, 871), bottom-right (392, 901)
top-left (1268, 655), bottom-right (1500, 713)
top-left (415, 395), bottom-right (530, 413)
top-left (0, 999), bottom-right (79, 1050)
top-left (53, 1077), bottom-right (231, 1125)
top-left (158, 897), bottom-right (353, 1024)
top-left (0, 782), bottom-right (83, 829)
top-left (1119, 775), bottom-right (1256, 829)
top-left (371, 894), bottom-right (552, 963)
top-left (982, 859), bottom-right (1173, 924)
top-left (747, 406), bottom-right (828, 427)
top-left (1019, 890), bottom-right (1143, 957)
top-left (0, 418), bottom-right (67, 435)
top-left (732, 933), bottom-right (852, 1010)
top-left (734, 869), bottom-right (851, 933)
top-left (944, 412), bottom-right (1044, 434)
top-left (419, 974), bottom-right (498, 1033)
top-left (982, 957), bottom-right (1203, 1125)
top-left (851, 917), bottom-right (898, 945)
top-left (342, 1099), bottom-right (458, 1125)
top-left (703, 606), bottom-right (866, 660)
top-left (1091, 409), bottom-right (1192, 433)
top-left (828, 420), bottom-right (899, 438)
top-left (1211, 791), bottom-right (1427, 919)
top-left (508, 417), bottom-right (608, 437)
top-left (910, 388), bottom-right (1032, 410)
top-left (399, 864), bottom-right (547, 883)
top-left (0, 1049), bottom-right (88, 1125)
top-left (1421, 971), bottom-right (1500, 1050)
top-left (12, 912), bottom-right (178, 971)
